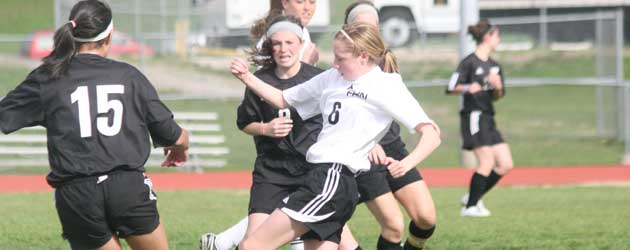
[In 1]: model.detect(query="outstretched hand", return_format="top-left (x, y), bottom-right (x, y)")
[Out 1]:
top-left (161, 147), bottom-right (188, 167)
top-left (230, 58), bottom-right (250, 81)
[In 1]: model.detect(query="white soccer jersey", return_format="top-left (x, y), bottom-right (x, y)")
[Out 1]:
top-left (256, 27), bottom-right (311, 60)
top-left (283, 66), bottom-right (433, 173)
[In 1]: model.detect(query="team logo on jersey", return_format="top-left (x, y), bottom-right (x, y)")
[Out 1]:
top-left (346, 85), bottom-right (368, 100)
top-left (475, 67), bottom-right (484, 75)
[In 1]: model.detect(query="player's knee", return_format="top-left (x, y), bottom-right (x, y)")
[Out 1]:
top-left (411, 212), bottom-right (436, 229)
top-left (498, 160), bottom-right (514, 173)
top-left (238, 239), bottom-right (256, 250)
top-left (381, 217), bottom-right (405, 242)
top-left (480, 157), bottom-right (496, 168)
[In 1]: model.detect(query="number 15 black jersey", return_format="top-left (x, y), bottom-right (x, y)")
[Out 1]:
top-left (0, 54), bottom-right (182, 187)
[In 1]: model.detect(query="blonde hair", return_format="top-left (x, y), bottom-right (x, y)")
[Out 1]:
top-left (335, 22), bottom-right (399, 73)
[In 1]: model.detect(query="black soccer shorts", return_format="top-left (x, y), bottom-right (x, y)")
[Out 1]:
top-left (249, 181), bottom-right (301, 214)
top-left (54, 170), bottom-right (160, 249)
top-left (355, 164), bottom-right (391, 203)
top-left (281, 163), bottom-right (359, 243)
top-left (382, 147), bottom-right (424, 192)
top-left (460, 110), bottom-right (505, 150)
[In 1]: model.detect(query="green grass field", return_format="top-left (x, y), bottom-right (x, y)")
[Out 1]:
top-left (1, 186), bottom-right (629, 249)
top-left (0, 0), bottom-right (53, 34)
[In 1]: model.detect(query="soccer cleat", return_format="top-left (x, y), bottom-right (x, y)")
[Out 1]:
top-left (461, 205), bottom-right (491, 217)
top-left (199, 233), bottom-right (218, 250)
top-left (460, 193), bottom-right (486, 210)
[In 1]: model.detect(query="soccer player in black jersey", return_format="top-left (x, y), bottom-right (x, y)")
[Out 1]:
top-left (338, 2), bottom-right (437, 250)
top-left (0, 1), bottom-right (189, 249)
top-left (200, 15), bottom-right (323, 250)
top-left (446, 20), bottom-right (514, 217)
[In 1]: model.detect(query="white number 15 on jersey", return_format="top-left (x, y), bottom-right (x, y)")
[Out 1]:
top-left (71, 85), bottom-right (125, 138)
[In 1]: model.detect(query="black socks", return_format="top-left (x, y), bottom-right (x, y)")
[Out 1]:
top-left (403, 223), bottom-right (435, 250)
top-left (466, 172), bottom-right (488, 208)
top-left (377, 235), bottom-right (402, 250)
top-left (484, 170), bottom-right (503, 194)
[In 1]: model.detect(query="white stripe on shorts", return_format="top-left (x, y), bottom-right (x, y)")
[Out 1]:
top-left (470, 110), bottom-right (481, 135)
top-left (282, 207), bottom-right (335, 222)
top-left (281, 164), bottom-right (341, 223)
top-left (305, 164), bottom-right (341, 216)
top-left (300, 163), bottom-right (340, 216)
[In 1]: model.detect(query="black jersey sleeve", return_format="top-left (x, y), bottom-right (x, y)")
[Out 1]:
top-left (446, 59), bottom-right (472, 94)
top-left (0, 72), bottom-right (44, 134)
top-left (132, 70), bottom-right (182, 147)
top-left (236, 87), bottom-right (263, 130)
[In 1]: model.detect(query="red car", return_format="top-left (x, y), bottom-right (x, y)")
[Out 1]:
top-left (23, 30), bottom-right (154, 59)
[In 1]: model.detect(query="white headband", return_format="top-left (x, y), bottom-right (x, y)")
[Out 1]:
top-left (339, 29), bottom-right (355, 44)
top-left (266, 21), bottom-right (303, 40)
top-left (347, 4), bottom-right (379, 24)
top-left (73, 20), bottom-right (114, 43)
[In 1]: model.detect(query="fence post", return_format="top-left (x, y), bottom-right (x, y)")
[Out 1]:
top-left (160, 0), bottom-right (167, 55)
top-left (134, 0), bottom-right (146, 70)
top-left (458, 0), bottom-right (480, 168)
top-left (595, 10), bottom-right (606, 137)
top-left (54, 0), bottom-right (60, 28)
top-left (615, 8), bottom-right (630, 165)
top-left (539, 7), bottom-right (548, 49)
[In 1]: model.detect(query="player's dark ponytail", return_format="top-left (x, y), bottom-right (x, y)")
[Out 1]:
top-left (42, 0), bottom-right (112, 79)
top-left (468, 20), bottom-right (494, 45)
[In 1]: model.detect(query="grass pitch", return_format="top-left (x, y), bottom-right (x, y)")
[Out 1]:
top-left (1, 186), bottom-right (629, 249)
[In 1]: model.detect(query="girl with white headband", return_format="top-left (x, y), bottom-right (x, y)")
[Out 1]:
top-left (0, 1), bottom-right (189, 249)
top-left (230, 22), bottom-right (441, 250)
top-left (200, 16), bottom-right (321, 250)
top-left (338, 2), bottom-right (439, 250)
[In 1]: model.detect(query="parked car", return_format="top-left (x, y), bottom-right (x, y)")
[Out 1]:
top-left (22, 30), bottom-right (154, 59)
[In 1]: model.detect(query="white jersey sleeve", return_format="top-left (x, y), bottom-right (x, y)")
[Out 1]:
top-left (282, 69), bottom-right (330, 120)
top-left (376, 73), bottom-right (434, 131)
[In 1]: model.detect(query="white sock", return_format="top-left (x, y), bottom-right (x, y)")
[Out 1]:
top-left (290, 238), bottom-right (304, 250)
top-left (215, 217), bottom-right (249, 250)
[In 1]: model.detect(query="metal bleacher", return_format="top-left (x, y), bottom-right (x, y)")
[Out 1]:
top-left (0, 112), bottom-right (228, 171)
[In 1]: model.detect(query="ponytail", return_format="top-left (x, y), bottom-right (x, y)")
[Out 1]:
top-left (42, 22), bottom-right (77, 79)
top-left (380, 49), bottom-right (399, 73)
top-left (41, 0), bottom-right (112, 79)
top-left (468, 19), bottom-right (494, 44)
